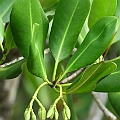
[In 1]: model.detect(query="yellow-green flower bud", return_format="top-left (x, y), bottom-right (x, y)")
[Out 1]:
top-left (38, 108), bottom-right (42, 120)
top-left (55, 108), bottom-right (59, 120)
top-left (62, 108), bottom-right (68, 120)
top-left (24, 108), bottom-right (31, 120)
top-left (50, 113), bottom-right (54, 119)
top-left (38, 108), bottom-right (46, 120)
top-left (31, 110), bottom-right (36, 120)
top-left (41, 108), bottom-right (46, 120)
top-left (47, 106), bottom-right (55, 118)
top-left (65, 105), bottom-right (71, 119)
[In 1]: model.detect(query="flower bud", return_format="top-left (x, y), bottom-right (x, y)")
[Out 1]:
top-left (38, 108), bottom-right (42, 119)
top-left (62, 108), bottom-right (68, 120)
top-left (31, 110), bottom-right (36, 120)
top-left (41, 108), bottom-right (46, 120)
top-left (24, 108), bottom-right (31, 120)
top-left (64, 105), bottom-right (71, 119)
top-left (55, 108), bottom-right (59, 120)
top-left (47, 106), bottom-right (55, 118)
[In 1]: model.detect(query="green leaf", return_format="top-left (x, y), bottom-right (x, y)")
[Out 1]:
top-left (0, 0), bottom-right (15, 22)
top-left (50, 0), bottom-right (90, 62)
top-left (88, 0), bottom-right (117, 28)
top-left (66, 62), bottom-right (116, 93)
top-left (50, 0), bottom-right (90, 81)
top-left (77, 21), bottom-right (89, 46)
top-left (0, 24), bottom-right (16, 64)
top-left (0, 17), bottom-right (4, 51)
top-left (114, 0), bottom-right (120, 43)
top-left (4, 24), bottom-right (16, 50)
top-left (62, 16), bottom-right (118, 76)
top-left (108, 92), bottom-right (120, 117)
top-left (0, 59), bottom-right (25, 79)
top-left (10, 0), bottom-right (48, 57)
top-left (27, 23), bottom-right (48, 81)
top-left (41, 0), bottom-right (59, 12)
top-left (94, 56), bottom-right (120, 92)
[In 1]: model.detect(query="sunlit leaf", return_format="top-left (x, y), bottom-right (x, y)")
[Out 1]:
top-left (66, 62), bottom-right (116, 93)
top-left (27, 23), bottom-right (48, 81)
top-left (10, 0), bottom-right (48, 57)
top-left (94, 56), bottom-right (120, 92)
top-left (108, 92), bottom-right (120, 117)
top-left (77, 21), bottom-right (89, 45)
top-left (63, 17), bottom-right (118, 75)
top-left (50, 0), bottom-right (90, 62)
top-left (0, 59), bottom-right (25, 79)
top-left (88, 0), bottom-right (117, 28)
top-left (0, 0), bottom-right (15, 22)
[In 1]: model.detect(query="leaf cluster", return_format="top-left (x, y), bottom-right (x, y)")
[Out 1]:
top-left (0, 0), bottom-right (120, 118)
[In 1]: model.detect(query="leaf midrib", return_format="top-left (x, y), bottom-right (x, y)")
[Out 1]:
top-left (35, 43), bottom-right (47, 80)
top-left (68, 63), bottom-right (102, 93)
top-left (66, 19), bottom-right (116, 73)
top-left (29, 0), bottom-right (33, 36)
top-left (56, 0), bottom-right (79, 62)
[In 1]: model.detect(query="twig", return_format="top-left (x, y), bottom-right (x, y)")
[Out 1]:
top-left (0, 57), bottom-right (23, 67)
top-left (44, 48), bottom-right (50, 55)
top-left (87, 93), bottom-right (108, 120)
top-left (0, 48), bottom-right (51, 67)
top-left (71, 48), bottom-right (77, 55)
top-left (60, 68), bottom-right (85, 84)
top-left (91, 92), bottom-right (117, 120)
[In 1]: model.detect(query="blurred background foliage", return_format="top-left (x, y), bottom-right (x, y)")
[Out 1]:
top-left (0, 0), bottom-right (120, 119)
top-left (11, 41), bottom-right (120, 120)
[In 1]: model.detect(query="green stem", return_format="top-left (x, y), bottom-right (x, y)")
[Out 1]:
top-left (54, 70), bottom-right (67, 86)
top-left (35, 97), bottom-right (44, 108)
top-left (59, 85), bottom-right (63, 98)
top-left (53, 87), bottom-right (67, 95)
top-left (53, 85), bottom-right (63, 106)
top-left (52, 60), bottom-right (59, 81)
top-left (45, 77), bottom-right (52, 85)
top-left (107, 55), bottom-right (120, 62)
top-left (60, 83), bottom-right (72, 87)
top-left (29, 82), bottom-right (48, 109)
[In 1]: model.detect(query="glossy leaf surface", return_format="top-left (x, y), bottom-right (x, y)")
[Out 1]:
top-left (77, 21), bottom-right (89, 45)
top-left (88, 0), bottom-right (117, 28)
top-left (94, 56), bottom-right (120, 92)
top-left (108, 92), bottom-right (120, 117)
top-left (27, 24), bottom-right (48, 81)
top-left (50, 0), bottom-right (90, 62)
top-left (67, 62), bottom-right (116, 93)
top-left (64, 17), bottom-right (118, 74)
top-left (0, 59), bottom-right (25, 79)
top-left (0, 0), bottom-right (15, 22)
top-left (0, 17), bottom-right (4, 51)
top-left (10, 0), bottom-right (48, 57)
